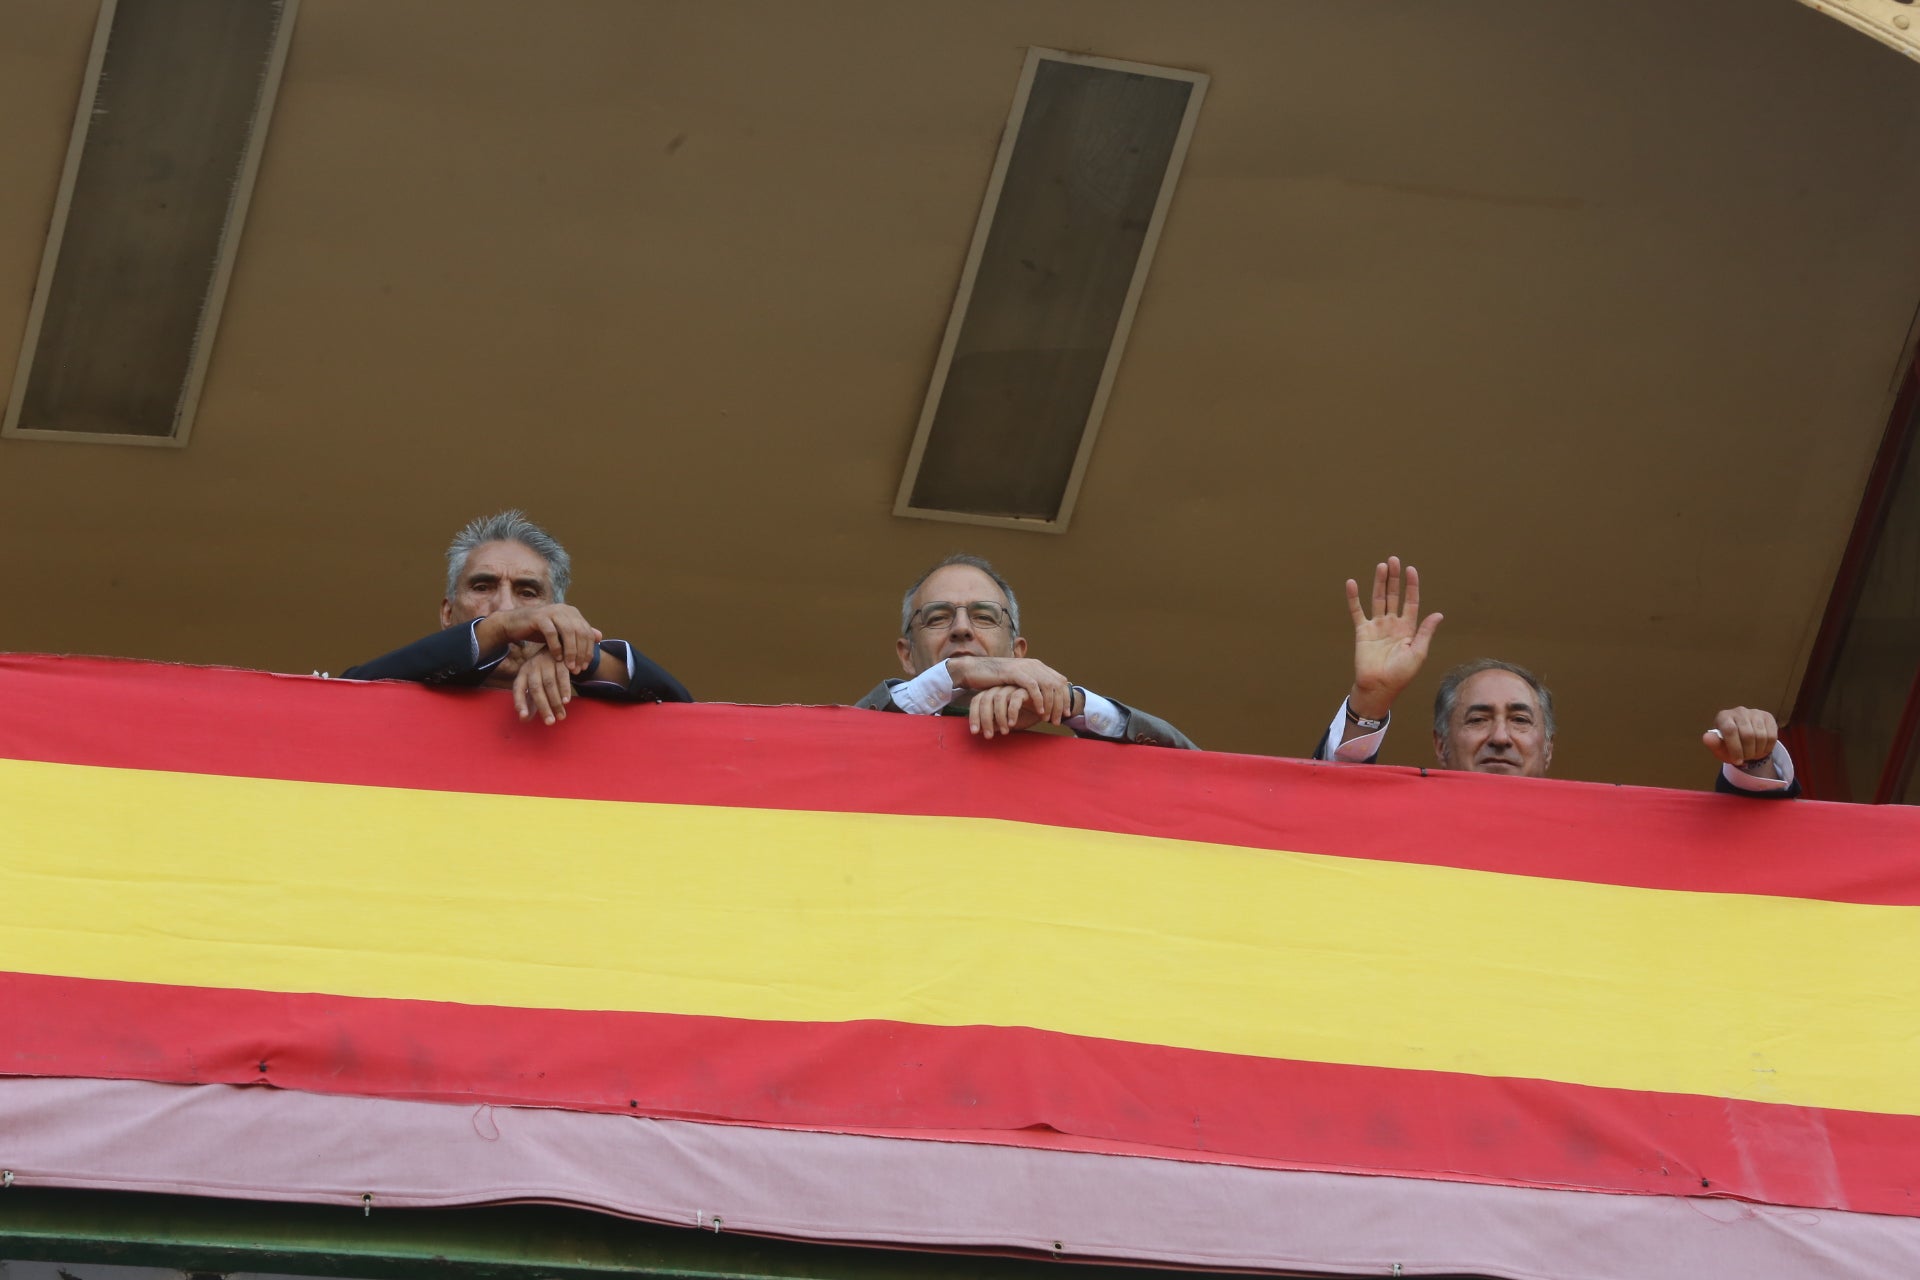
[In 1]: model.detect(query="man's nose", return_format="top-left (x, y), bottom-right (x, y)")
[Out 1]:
top-left (1487, 720), bottom-right (1514, 745)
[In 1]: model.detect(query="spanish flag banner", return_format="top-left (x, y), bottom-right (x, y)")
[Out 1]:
top-left (1, 655), bottom-right (1917, 1270)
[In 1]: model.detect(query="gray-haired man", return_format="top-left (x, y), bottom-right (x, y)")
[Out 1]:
top-left (854, 553), bottom-right (1195, 749)
top-left (1312, 557), bottom-right (1797, 796)
top-left (343, 510), bottom-right (690, 722)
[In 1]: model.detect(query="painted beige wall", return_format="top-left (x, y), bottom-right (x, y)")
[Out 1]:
top-left (2, 0), bottom-right (1918, 788)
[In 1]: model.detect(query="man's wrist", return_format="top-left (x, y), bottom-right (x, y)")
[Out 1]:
top-left (472, 616), bottom-right (509, 662)
top-left (575, 640), bottom-right (604, 682)
top-left (1069, 686), bottom-right (1129, 739)
top-left (1346, 686), bottom-right (1394, 723)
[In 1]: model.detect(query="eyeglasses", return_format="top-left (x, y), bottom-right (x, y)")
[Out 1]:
top-left (907, 600), bottom-right (1011, 633)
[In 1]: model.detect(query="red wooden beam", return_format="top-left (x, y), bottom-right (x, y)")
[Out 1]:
top-left (1789, 346), bottom-right (1920, 800)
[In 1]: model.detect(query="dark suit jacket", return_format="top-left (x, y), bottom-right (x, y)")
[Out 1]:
top-left (1309, 724), bottom-right (1800, 797)
top-left (345, 623), bottom-right (692, 703)
top-left (855, 680), bottom-right (1196, 750)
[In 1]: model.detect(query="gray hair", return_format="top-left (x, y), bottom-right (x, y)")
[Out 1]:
top-left (899, 553), bottom-right (1022, 636)
top-left (445, 510), bottom-right (571, 603)
top-left (1433, 659), bottom-right (1556, 739)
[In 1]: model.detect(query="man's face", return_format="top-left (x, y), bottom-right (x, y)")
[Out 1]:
top-left (896, 565), bottom-right (1025, 676)
top-left (1434, 669), bottom-right (1554, 777)
top-left (440, 540), bottom-right (554, 628)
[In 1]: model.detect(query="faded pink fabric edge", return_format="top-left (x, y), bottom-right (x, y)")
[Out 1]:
top-left (1, 1077), bottom-right (1914, 1279)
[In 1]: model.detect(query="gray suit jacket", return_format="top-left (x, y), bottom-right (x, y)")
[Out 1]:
top-left (855, 680), bottom-right (1197, 750)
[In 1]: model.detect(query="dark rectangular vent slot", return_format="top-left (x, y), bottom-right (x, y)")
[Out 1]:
top-left (4, 0), bottom-right (296, 445)
top-left (897, 51), bottom-right (1206, 531)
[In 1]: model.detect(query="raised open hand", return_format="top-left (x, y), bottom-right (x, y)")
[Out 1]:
top-left (1346, 556), bottom-right (1443, 721)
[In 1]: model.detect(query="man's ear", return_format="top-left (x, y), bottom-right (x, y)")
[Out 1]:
top-left (439, 598), bottom-right (455, 629)
top-left (1542, 735), bottom-right (1554, 774)
top-left (1012, 636), bottom-right (1028, 658)
top-left (1433, 731), bottom-right (1451, 769)
top-left (896, 636), bottom-right (918, 677)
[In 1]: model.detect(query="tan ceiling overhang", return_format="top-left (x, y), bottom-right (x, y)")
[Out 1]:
top-left (2, 0), bottom-right (1919, 790)
top-left (1796, 0), bottom-right (1920, 63)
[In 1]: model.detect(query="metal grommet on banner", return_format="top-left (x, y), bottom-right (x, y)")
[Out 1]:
top-left (2, 1170), bottom-right (13, 1189)
top-left (362, 1192), bottom-right (373, 1217)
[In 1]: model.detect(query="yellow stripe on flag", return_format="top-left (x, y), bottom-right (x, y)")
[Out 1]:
top-left (3, 757), bottom-right (1915, 1113)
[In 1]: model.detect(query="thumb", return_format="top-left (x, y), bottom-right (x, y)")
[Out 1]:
top-left (1412, 611), bottom-right (1444, 653)
top-left (1703, 729), bottom-right (1734, 764)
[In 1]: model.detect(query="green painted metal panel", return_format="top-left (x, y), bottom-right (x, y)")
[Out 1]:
top-left (0, 1188), bottom-right (1236, 1280)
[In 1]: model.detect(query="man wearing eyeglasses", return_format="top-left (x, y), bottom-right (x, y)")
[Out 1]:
top-left (855, 553), bottom-right (1197, 749)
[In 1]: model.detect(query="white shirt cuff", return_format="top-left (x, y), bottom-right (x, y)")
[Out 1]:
top-left (1067, 688), bottom-right (1128, 739)
top-left (1720, 742), bottom-right (1796, 792)
top-left (889, 660), bottom-right (956, 715)
top-left (1326, 698), bottom-right (1388, 762)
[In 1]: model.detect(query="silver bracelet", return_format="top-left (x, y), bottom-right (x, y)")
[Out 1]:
top-left (1345, 704), bottom-right (1386, 731)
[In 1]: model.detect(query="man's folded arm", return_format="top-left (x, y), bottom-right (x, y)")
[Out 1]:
top-left (882, 661), bottom-right (958, 714)
top-left (852, 666), bottom-right (1196, 749)
top-left (574, 639), bottom-right (693, 703)
top-left (341, 620), bottom-right (502, 686)
top-left (855, 680), bottom-right (906, 712)
top-left (1071, 693), bottom-right (1198, 750)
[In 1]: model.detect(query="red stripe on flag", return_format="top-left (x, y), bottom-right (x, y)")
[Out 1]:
top-left (2, 970), bottom-right (1912, 1217)
top-left (1, 655), bottom-right (1916, 904)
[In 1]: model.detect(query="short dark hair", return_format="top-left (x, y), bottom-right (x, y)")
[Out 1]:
top-left (1433, 659), bottom-right (1556, 738)
top-left (899, 553), bottom-right (1021, 636)
top-left (446, 510), bottom-right (571, 603)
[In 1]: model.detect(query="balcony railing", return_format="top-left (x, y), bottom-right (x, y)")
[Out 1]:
top-left (2, 653), bottom-right (1916, 1279)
